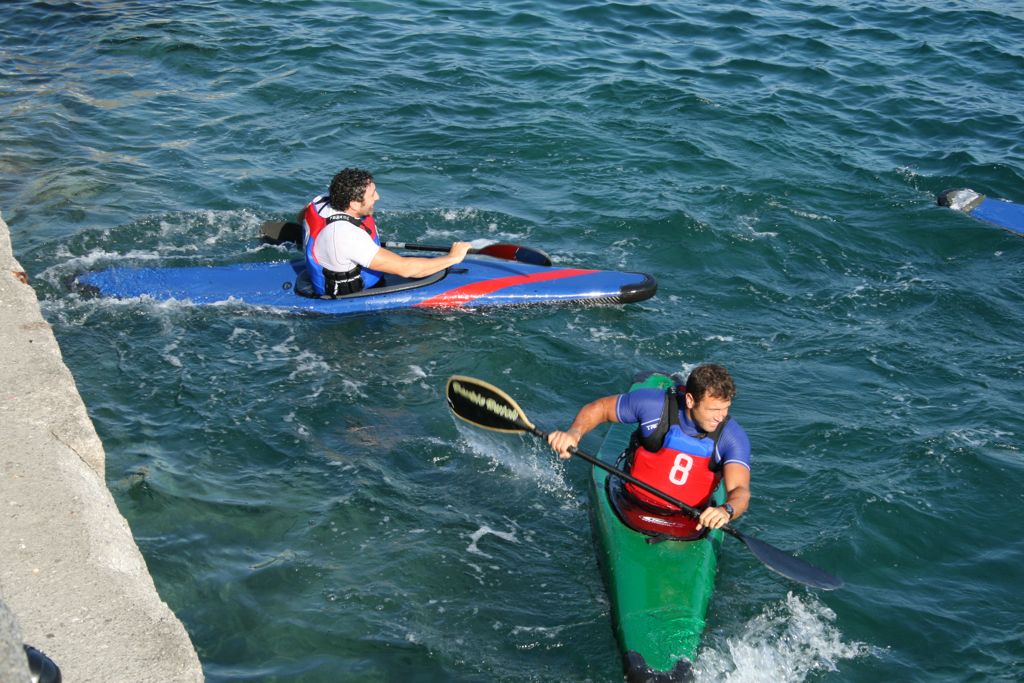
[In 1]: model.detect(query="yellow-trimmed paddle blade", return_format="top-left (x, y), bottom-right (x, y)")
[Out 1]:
top-left (446, 375), bottom-right (536, 433)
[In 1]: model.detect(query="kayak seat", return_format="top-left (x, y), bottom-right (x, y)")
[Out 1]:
top-left (606, 463), bottom-right (711, 542)
top-left (293, 266), bottom-right (447, 300)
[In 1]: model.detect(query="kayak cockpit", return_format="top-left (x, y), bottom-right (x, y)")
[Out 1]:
top-left (290, 261), bottom-right (449, 300)
top-left (606, 471), bottom-right (720, 543)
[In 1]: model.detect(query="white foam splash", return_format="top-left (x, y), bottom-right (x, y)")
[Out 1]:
top-left (948, 427), bottom-right (1014, 449)
top-left (161, 340), bottom-right (183, 368)
top-left (438, 207), bottom-right (480, 222)
top-left (736, 215), bottom-right (779, 239)
top-left (287, 350), bottom-right (333, 380)
top-left (41, 248), bottom-right (167, 286)
top-left (454, 424), bottom-right (574, 501)
top-left (338, 378), bottom-right (366, 398)
top-left (269, 335), bottom-right (297, 355)
top-left (411, 208), bottom-right (528, 244)
top-left (584, 325), bottom-right (630, 342)
top-left (407, 364), bottom-right (428, 380)
top-left (228, 327), bottom-right (260, 342)
top-left (466, 525), bottom-right (519, 558)
top-left (790, 208), bottom-right (834, 222)
top-left (694, 592), bottom-right (870, 683)
top-left (510, 623), bottom-right (567, 638)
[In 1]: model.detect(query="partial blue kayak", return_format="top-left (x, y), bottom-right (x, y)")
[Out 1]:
top-left (938, 188), bottom-right (1024, 236)
top-left (71, 256), bottom-right (657, 315)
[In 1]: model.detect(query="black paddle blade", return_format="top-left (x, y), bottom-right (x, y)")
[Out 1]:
top-left (446, 376), bottom-right (535, 433)
top-left (260, 220), bottom-right (303, 245)
top-left (726, 528), bottom-right (843, 590)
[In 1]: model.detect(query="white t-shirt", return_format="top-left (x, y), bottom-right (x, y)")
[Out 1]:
top-left (306, 203), bottom-right (381, 273)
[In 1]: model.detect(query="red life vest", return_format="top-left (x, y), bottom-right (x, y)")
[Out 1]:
top-left (301, 196), bottom-right (381, 295)
top-left (303, 198), bottom-right (378, 245)
top-left (623, 389), bottom-right (727, 535)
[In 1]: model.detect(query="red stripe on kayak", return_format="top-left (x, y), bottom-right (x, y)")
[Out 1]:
top-left (416, 268), bottom-right (598, 308)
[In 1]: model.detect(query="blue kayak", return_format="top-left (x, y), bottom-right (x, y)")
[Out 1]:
top-left (938, 188), bottom-right (1024, 236)
top-left (72, 256), bottom-right (657, 314)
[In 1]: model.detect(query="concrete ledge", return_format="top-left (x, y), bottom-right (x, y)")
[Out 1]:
top-left (0, 213), bottom-right (204, 682)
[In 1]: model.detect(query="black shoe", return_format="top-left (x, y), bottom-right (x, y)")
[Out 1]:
top-left (24, 645), bottom-right (62, 683)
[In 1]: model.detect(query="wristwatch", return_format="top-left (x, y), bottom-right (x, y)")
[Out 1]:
top-left (720, 503), bottom-right (734, 520)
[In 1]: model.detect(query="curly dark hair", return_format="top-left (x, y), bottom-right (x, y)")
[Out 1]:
top-left (685, 364), bottom-right (737, 404)
top-left (328, 168), bottom-right (374, 210)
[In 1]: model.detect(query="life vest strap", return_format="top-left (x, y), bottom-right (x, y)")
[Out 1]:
top-left (325, 212), bottom-right (374, 237)
top-left (628, 387), bottom-right (730, 470)
top-left (321, 265), bottom-right (364, 298)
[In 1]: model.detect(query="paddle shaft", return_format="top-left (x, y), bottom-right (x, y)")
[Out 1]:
top-left (385, 241), bottom-right (552, 266)
top-left (527, 426), bottom-right (716, 525)
top-left (384, 241), bottom-right (462, 253)
top-left (258, 222), bottom-right (552, 266)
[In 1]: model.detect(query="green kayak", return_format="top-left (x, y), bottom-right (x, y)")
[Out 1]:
top-left (588, 372), bottom-right (724, 682)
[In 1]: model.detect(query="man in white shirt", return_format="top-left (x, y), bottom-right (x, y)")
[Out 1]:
top-left (302, 168), bottom-right (471, 297)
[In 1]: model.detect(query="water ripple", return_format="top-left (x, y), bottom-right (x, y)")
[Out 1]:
top-left (4, 1), bottom-right (1024, 681)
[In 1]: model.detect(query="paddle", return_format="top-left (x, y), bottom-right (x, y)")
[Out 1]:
top-left (445, 375), bottom-right (844, 591)
top-left (259, 221), bottom-right (553, 266)
top-left (385, 241), bottom-right (553, 267)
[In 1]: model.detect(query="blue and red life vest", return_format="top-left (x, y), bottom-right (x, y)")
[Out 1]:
top-left (618, 388), bottom-right (728, 538)
top-left (302, 196), bottom-right (382, 296)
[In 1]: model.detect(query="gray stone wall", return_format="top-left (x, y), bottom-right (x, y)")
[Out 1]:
top-left (0, 213), bottom-right (204, 682)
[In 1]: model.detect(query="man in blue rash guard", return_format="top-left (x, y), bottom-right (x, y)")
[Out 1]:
top-left (547, 364), bottom-right (751, 536)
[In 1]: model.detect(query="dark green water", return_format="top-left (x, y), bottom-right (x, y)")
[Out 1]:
top-left (3, 1), bottom-right (1023, 680)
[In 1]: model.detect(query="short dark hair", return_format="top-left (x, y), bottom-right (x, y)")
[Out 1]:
top-left (685, 364), bottom-right (736, 404)
top-left (329, 168), bottom-right (374, 210)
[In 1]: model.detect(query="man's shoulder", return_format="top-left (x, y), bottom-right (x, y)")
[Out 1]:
top-left (617, 387), bottom-right (668, 421)
top-left (626, 387), bottom-right (667, 400)
top-left (722, 416), bottom-right (746, 436)
top-left (719, 418), bottom-right (751, 460)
